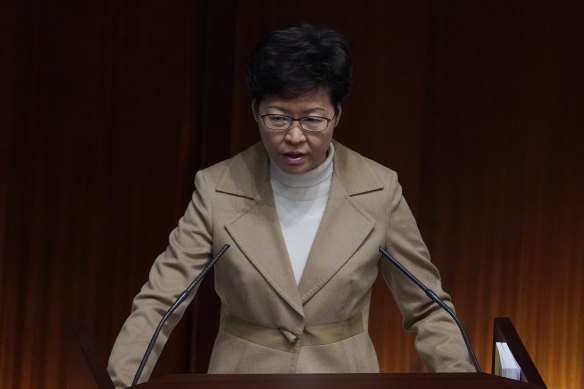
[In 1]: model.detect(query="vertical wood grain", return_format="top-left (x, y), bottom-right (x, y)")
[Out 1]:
top-left (1, 1), bottom-right (207, 388)
top-left (417, 2), bottom-right (584, 387)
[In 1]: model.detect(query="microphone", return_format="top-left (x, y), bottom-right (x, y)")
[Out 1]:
top-left (378, 246), bottom-right (482, 372)
top-left (132, 244), bottom-right (230, 386)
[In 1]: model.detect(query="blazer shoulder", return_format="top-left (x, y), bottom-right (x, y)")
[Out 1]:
top-left (332, 140), bottom-right (398, 195)
top-left (197, 142), bottom-right (268, 199)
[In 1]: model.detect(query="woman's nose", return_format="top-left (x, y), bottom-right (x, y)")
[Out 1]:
top-left (285, 122), bottom-right (306, 144)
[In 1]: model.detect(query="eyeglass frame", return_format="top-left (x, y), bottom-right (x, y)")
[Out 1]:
top-left (259, 113), bottom-right (336, 132)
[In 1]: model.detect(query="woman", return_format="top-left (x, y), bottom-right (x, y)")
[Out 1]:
top-left (107, 22), bottom-right (474, 388)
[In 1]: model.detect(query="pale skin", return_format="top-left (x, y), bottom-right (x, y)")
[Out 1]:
top-left (252, 87), bottom-right (342, 174)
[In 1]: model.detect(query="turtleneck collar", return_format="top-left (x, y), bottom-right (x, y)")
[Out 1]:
top-left (269, 143), bottom-right (335, 188)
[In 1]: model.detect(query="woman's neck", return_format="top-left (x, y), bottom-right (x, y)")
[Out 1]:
top-left (269, 143), bottom-right (335, 189)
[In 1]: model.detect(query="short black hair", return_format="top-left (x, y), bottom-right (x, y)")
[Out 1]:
top-left (246, 22), bottom-right (352, 111)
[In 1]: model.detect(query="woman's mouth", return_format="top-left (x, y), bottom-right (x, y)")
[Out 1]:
top-left (283, 152), bottom-right (305, 164)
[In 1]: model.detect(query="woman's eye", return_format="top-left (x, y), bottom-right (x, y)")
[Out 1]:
top-left (304, 117), bottom-right (324, 124)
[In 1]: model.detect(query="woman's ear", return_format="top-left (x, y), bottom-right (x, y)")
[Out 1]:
top-left (251, 100), bottom-right (259, 121)
top-left (334, 104), bottom-right (342, 126)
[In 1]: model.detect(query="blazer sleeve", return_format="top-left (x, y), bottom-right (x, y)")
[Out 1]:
top-left (107, 170), bottom-right (215, 388)
top-left (379, 170), bottom-right (475, 372)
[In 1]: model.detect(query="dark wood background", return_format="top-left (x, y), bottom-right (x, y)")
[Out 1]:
top-left (1, 1), bottom-right (582, 389)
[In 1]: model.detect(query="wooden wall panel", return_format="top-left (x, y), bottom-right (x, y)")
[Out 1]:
top-left (0, 1), bottom-right (208, 388)
top-left (417, 2), bottom-right (584, 388)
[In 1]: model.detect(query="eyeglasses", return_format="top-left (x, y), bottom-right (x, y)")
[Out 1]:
top-left (260, 114), bottom-right (335, 132)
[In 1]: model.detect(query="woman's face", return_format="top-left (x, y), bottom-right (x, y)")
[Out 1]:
top-left (254, 87), bottom-right (340, 174)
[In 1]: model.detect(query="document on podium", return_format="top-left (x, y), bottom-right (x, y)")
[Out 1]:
top-left (495, 341), bottom-right (526, 381)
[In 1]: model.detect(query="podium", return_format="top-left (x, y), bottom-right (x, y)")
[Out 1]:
top-left (75, 317), bottom-right (546, 389)
top-left (492, 317), bottom-right (545, 387)
top-left (132, 372), bottom-right (543, 389)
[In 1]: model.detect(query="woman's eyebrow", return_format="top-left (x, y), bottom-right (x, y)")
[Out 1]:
top-left (264, 105), bottom-right (289, 113)
top-left (264, 106), bottom-right (327, 113)
top-left (301, 107), bottom-right (327, 114)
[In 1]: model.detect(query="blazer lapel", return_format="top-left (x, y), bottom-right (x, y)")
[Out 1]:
top-left (217, 141), bottom-right (383, 313)
top-left (298, 141), bottom-right (383, 303)
top-left (219, 144), bottom-right (304, 317)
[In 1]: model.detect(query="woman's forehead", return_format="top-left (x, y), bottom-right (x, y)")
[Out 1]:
top-left (259, 87), bottom-right (333, 112)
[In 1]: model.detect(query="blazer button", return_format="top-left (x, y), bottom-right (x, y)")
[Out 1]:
top-left (278, 328), bottom-right (298, 344)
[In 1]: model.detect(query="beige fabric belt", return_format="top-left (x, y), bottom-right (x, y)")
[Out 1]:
top-left (221, 314), bottom-right (364, 352)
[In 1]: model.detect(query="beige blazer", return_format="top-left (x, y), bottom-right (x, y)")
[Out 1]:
top-left (108, 141), bottom-right (474, 388)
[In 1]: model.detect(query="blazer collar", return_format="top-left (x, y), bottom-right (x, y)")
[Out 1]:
top-left (328, 140), bottom-right (384, 195)
top-left (216, 140), bottom-right (384, 198)
top-left (216, 142), bottom-right (268, 200)
top-left (219, 141), bottom-right (384, 315)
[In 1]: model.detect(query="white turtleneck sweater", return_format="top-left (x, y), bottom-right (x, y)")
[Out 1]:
top-left (269, 144), bottom-right (334, 284)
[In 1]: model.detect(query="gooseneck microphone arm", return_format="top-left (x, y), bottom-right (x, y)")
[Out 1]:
top-left (132, 244), bottom-right (230, 386)
top-left (378, 246), bottom-right (482, 372)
